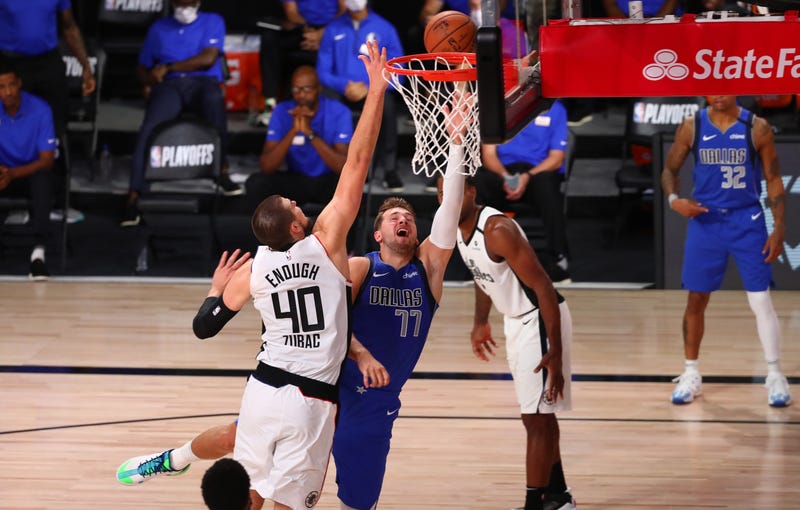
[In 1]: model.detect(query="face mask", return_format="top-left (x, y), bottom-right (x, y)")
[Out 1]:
top-left (174, 5), bottom-right (199, 24)
top-left (345, 0), bottom-right (367, 12)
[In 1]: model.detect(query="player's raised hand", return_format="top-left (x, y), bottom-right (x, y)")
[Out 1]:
top-left (443, 90), bottom-right (474, 145)
top-left (470, 323), bottom-right (497, 361)
top-left (359, 40), bottom-right (388, 93)
top-left (209, 249), bottom-right (251, 296)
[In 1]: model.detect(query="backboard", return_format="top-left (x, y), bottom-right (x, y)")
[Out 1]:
top-left (475, 1), bottom-right (552, 144)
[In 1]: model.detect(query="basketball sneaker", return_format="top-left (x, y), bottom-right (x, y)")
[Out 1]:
top-left (544, 490), bottom-right (577, 510)
top-left (765, 373), bottom-right (792, 407)
top-left (671, 371), bottom-right (702, 404)
top-left (116, 449), bottom-right (190, 485)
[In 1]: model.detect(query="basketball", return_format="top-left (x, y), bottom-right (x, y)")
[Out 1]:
top-left (423, 10), bottom-right (477, 53)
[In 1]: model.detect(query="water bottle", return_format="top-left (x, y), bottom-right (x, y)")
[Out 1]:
top-left (98, 144), bottom-right (112, 183)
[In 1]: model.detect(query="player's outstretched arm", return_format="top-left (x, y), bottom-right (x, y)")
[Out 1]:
top-left (470, 283), bottom-right (497, 362)
top-left (314, 41), bottom-right (388, 255)
top-left (193, 250), bottom-right (252, 339)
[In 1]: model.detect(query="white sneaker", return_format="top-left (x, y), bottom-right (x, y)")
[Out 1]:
top-left (765, 373), bottom-right (792, 407)
top-left (116, 449), bottom-right (189, 485)
top-left (671, 371), bottom-right (702, 404)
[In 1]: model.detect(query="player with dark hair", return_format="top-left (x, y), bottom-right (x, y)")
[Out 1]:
top-left (661, 95), bottom-right (791, 407)
top-left (202, 458), bottom-right (251, 510)
top-left (448, 175), bottom-right (576, 510)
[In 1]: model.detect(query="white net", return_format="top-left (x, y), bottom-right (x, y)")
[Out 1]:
top-left (384, 54), bottom-right (482, 177)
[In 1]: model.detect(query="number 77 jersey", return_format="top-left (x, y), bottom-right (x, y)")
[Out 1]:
top-left (691, 107), bottom-right (761, 209)
top-left (250, 236), bottom-right (352, 386)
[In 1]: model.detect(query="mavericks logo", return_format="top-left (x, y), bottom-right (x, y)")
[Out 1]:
top-left (643, 48), bottom-right (800, 81)
top-left (150, 144), bottom-right (215, 168)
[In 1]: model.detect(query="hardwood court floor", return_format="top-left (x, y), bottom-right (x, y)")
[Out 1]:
top-left (0, 281), bottom-right (798, 509)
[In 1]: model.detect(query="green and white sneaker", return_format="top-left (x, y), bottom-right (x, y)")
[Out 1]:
top-left (116, 449), bottom-right (190, 485)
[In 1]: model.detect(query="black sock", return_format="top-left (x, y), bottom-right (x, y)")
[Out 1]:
top-left (547, 461), bottom-right (568, 495)
top-left (524, 486), bottom-right (544, 510)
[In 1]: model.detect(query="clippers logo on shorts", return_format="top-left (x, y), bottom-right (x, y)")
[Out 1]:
top-left (643, 48), bottom-right (800, 82)
top-left (62, 56), bottom-right (98, 77)
top-left (305, 490), bottom-right (320, 508)
top-left (632, 101), bottom-right (699, 125)
top-left (105, 0), bottom-right (164, 11)
top-left (149, 144), bottom-right (215, 168)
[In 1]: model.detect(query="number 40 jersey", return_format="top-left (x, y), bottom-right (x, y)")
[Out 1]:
top-left (250, 236), bottom-right (352, 386)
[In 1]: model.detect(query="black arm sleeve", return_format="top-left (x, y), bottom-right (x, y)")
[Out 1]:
top-left (193, 296), bottom-right (238, 339)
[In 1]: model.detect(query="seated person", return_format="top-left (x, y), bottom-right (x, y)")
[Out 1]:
top-left (121, 0), bottom-right (239, 228)
top-left (317, 0), bottom-right (405, 192)
top-left (0, 60), bottom-right (57, 280)
top-left (474, 99), bottom-right (571, 284)
top-left (256, 0), bottom-right (346, 125)
top-left (246, 65), bottom-right (352, 212)
top-left (603, 0), bottom-right (681, 17)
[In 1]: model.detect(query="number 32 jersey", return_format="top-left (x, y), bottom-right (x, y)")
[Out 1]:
top-left (692, 107), bottom-right (760, 209)
top-left (250, 235), bottom-right (351, 385)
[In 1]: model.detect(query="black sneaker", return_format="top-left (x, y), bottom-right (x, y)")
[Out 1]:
top-left (424, 175), bottom-right (439, 192)
top-left (120, 205), bottom-right (141, 228)
top-left (543, 490), bottom-right (577, 510)
top-left (29, 259), bottom-right (49, 281)
top-left (547, 264), bottom-right (572, 285)
top-left (382, 171), bottom-right (404, 192)
top-left (216, 174), bottom-right (244, 197)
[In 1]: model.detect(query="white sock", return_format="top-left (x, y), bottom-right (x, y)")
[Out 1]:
top-left (30, 246), bottom-right (45, 262)
top-left (169, 441), bottom-right (200, 470)
top-left (684, 360), bottom-right (699, 373)
top-left (767, 360), bottom-right (782, 377)
top-left (746, 290), bottom-right (782, 363)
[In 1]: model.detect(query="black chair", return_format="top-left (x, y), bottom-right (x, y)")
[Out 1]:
top-left (134, 118), bottom-right (223, 275)
top-left (61, 42), bottom-right (107, 164)
top-left (613, 96), bottom-right (706, 238)
top-left (0, 133), bottom-right (72, 272)
top-left (96, 1), bottom-right (169, 97)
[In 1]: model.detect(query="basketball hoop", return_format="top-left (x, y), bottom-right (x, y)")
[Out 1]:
top-left (384, 53), bottom-right (482, 178)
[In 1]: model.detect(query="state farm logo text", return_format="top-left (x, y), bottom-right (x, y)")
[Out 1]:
top-left (644, 48), bottom-right (800, 81)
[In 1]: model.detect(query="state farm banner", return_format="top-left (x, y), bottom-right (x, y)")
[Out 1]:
top-left (540, 14), bottom-right (800, 97)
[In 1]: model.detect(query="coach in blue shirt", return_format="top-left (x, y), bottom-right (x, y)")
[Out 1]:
top-left (0, 0), bottom-right (95, 139)
top-left (0, 60), bottom-right (58, 280)
top-left (317, 0), bottom-right (405, 191)
top-left (121, 0), bottom-right (234, 227)
top-left (247, 66), bottom-right (352, 211)
top-left (475, 100), bottom-right (572, 283)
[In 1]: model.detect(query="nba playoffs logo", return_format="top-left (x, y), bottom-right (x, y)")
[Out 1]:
top-left (643, 50), bottom-right (689, 81)
top-left (150, 146), bottom-right (162, 168)
top-left (105, 0), bottom-right (164, 12)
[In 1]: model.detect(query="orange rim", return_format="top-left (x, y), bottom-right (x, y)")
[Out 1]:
top-left (385, 53), bottom-right (477, 82)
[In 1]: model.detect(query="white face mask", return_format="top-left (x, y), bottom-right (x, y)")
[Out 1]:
top-left (345, 0), bottom-right (367, 12)
top-left (174, 5), bottom-right (199, 24)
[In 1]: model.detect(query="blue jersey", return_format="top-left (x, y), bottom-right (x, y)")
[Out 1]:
top-left (339, 252), bottom-right (438, 396)
top-left (266, 96), bottom-right (353, 177)
top-left (139, 12), bottom-right (226, 82)
top-left (497, 100), bottom-right (568, 174)
top-left (691, 107), bottom-right (760, 209)
top-left (0, 0), bottom-right (69, 55)
top-left (0, 91), bottom-right (57, 167)
top-left (317, 10), bottom-right (404, 94)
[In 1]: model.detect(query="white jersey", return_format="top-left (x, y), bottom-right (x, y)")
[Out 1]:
top-left (250, 235), bottom-right (351, 385)
top-left (457, 206), bottom-right (542, 318)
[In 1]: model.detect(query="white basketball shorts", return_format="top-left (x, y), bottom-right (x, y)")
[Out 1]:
top-left (234, 376), bottom-right (337, 509)
top-left (504, 300), bottom-right (573, 414)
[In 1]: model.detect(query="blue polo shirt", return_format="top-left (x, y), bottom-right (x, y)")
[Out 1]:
top-left (283, 0), bottom-right (341, 27)
top-left (497, 100), bottom-right (568, 174)
top-left (441, 0), bottom-right (518, 18)
top-left (266, 96), bottom-right (353, 177)
top-left (0, 91), bottom-right (57, 167)
top-left (317, 10), bottom-right (404, 94)
top-left (0, 0), bottom-right (70, 55)
top-left (614, 0), bottom-right (682, 16)
top-left (139, 12), bottom-right (226, 82)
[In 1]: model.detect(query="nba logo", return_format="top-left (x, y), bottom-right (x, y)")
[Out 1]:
top-left (632, 102), bottom-right (645, 123)
top-left (150, 146), bottom-right (162, 168)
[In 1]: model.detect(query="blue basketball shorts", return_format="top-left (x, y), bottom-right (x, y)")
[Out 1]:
top-left (682, 204), bottom-right (773, 292)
